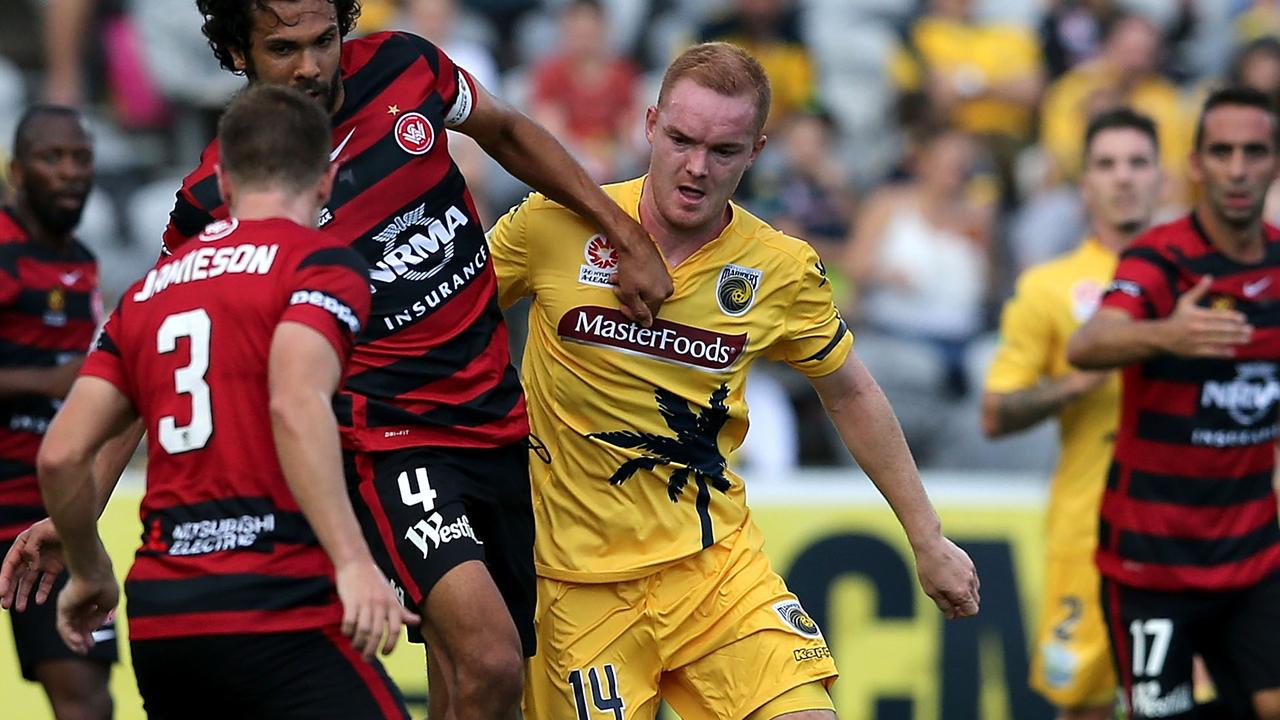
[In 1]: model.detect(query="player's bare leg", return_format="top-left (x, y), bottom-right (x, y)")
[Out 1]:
top-left (420, 560), bottom-right (523, 720)
top-left (1057, 706), bottom-right (1114, 720)
top-left (1253, 688), bottom-right (1280, 720)
top-left (33, 659), bottom-right (112, 720)
top-left (425, 644), bottom-right (453, 720)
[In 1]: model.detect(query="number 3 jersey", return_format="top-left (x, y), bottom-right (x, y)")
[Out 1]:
top-left (488, 177), bottom-right (853, 582)
top-left (80, 218), bottom-right (372, 640)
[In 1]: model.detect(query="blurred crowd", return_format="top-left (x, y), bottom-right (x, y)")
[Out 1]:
top-left (0, 0), bottom-right (1275, 473)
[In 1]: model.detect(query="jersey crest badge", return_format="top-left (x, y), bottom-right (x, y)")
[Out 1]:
top-left (716, 264), bottom-right (762, 316)
top-left (395, 112), bottom-right (435, 155)
top-left (578, 234), bottom-right (617, 288)
top-left (773, 600), bottom-right (822, 639)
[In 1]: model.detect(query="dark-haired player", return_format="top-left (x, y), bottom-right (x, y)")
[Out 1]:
top-left (0, 105), bottom-right (116, 720)
top-left (36, 84), bottom-right (416, 718)
top-left (984, 107), bottom-right (1163, 720)
top-left (161, 2), bottom-right (671, 717)
top-left (1069, 87), bottom-right (1280, 720)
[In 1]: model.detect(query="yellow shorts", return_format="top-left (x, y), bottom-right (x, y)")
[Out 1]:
top-left (523, 519), bottom-right (838, 720)
top-left (1029, 553), bottom-right (1117, 709)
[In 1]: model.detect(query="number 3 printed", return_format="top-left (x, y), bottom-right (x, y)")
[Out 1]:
top-left (156, 309), bottom-right (213, 454)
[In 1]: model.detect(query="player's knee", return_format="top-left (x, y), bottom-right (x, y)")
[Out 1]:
top-left (47, 685), bottom-right (112, 720)
top-left (1253, 688), bottom-right (1280, 720)
top-left (455, 648), bottom-right (524, 705)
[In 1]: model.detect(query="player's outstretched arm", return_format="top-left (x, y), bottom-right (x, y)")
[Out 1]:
top-left (268, 321), bottom-right (420, 660)
top-left (454, 77), bottom-right (672, 326)
top-left (810, 353), bottom-right (980, 619)
top-left (36, 376), bottom-right (136, 653)
top-left (1068, 276), bottom-right (1252, 369)
top-left (980, 371), bottom-right (1108, 438)
top-left (0, 356), bottom-right (84, 399)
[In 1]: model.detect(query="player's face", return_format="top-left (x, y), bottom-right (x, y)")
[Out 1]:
top-left (1191, 104), bottom-right (1280, 229)
top-left (10, 115), bottom-right (93, 235)
top-left (644, 79), bottom-right (765, 235)
top-left (1081, 127), bottom-right (1161, 235)
top-left (233, 0), bottom-right (343, 113)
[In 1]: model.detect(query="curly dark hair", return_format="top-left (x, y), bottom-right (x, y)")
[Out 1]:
top-left (195, 0), bottom-right (362, 74)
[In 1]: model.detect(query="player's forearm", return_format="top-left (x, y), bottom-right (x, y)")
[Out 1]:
top-left (481, 114), bottom-right (645, 256)
top-left (1067, 315), bottom-right (1167, 369)
top-left (981, 378), bottom-right (1082, 438)
top-left (91, 417), bottom-right (144, 517)
top-left (271, 392), bottom-right (372, 569)
top-left (37, 444), bottom-right (108, 576)
top-left (819, 367), bottom-right (942, 547)
top-left (0, 366), bottom-right (71, 399)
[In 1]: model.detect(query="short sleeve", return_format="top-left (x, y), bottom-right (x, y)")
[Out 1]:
top-left (765, 245), bottom-right (853, 377)
top-left (1099, 245), bottom-right (1180, 320)
top-left (280, 245), bottom-right (372, 362)
top-left (80, 310), bottom-right (131, 396)
top-left (985, 275), bottom-right (1053, 394)
top-left (488, 195), bottom-right (534, 309)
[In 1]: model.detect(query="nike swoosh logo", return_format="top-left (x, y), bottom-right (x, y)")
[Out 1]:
top-left (1244, 277), bottom-right (1273, 297)
top-left (330, 127), bottom-right (356, 162)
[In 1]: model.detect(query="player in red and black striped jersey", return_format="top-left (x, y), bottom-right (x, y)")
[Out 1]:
top-left (1070, 87), bottom-right (1280, 720)
top-left (0, 105), bottom-right (116, 720)
top-left (149, 2), bottom-right (672, 716)
top-left (31, 86), bottom-right (416, 718)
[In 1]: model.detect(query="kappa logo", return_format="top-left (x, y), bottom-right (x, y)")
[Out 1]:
top-left (579, 234), bottom-right (618, 287)
top-left (395, 112), bottom-right (435, 155)
top-left (716, 264), bottom-right (762, 316)
top-left (774, 600), bottom-right (822, 639)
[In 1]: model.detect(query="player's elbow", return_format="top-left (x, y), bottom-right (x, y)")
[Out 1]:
top-left (36, 433), bottom-right (91, 482)
top-left (1066, 331), bottom-right (1104, 370)
top-left (979, 394), bottom-right (1006, 439)
top-left (268, 387), bottom-right (313, 439)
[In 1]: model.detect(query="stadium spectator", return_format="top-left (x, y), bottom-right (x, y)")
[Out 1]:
top-left (0, 104), bottom-right (116, 720)
top-left (9, 84), bottom-right (415, 718)
top-left (1040, 0), bottom-right (1119, 80)
top-left (889, 0), bottom-right (1044, 203)
top-left (152, 1), bottom-right (671, 717)
top-left (698, 0), bottom-right (815, 132)
top-left (1040, 12), bottom-right (1192, 201)
top-left (1068, 86), bottom-right (1280, 720)
top-left (984, 108), bottom-right (1163, 720)
top-left (489, 40), bottom-right (980, 719)
top-left (529, 0), bottom-right (644, 182)
top-left (844, 124), bottom-right (993, 402)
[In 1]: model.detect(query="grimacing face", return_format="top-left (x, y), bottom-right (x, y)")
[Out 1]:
top-left (1081, 127), bottom-right (1162, 235)
top-left (12, 114), bottom-right (94, 236)
top-left (232, 0), bottom-right (344, 113)
top-left (644, 79), bottom-right (766, 236)
top-left (1191, 104), bottom-right (1280, 230)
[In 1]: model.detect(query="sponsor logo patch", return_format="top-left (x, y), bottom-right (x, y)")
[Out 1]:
top-left (716, 264), bottom-right (762, 316)
top-left (774, 600), bottom-right (822, 639)
top-left (199, 218), bottom-right (239, 242)
top-left (793, 646), bottom-right (833, 663)
top-left (395, 112), bottom-right (435, 155)
top-left (557, 306), bottom-right (746, 371)
top-left (1069, 279), bottom-right (1103, 322)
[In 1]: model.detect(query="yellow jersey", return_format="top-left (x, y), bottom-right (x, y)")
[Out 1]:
top-left (889, 17), bottom-right (1043, 139)
top-left (488, 177), bottom-right (852, 582)
top-left (985, 238), bottom-right (1120, 557)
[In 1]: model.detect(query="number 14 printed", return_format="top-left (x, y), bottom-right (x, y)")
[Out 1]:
top-left (569, 665), bottom-right (625, 720)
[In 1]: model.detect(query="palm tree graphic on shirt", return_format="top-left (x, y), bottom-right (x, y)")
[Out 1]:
top-left (588, 383), bottom-right (733, 502)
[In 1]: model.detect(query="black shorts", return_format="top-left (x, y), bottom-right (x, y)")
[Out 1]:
top-left (1, 539), bottom-right (118, 680)
top-left (1102, 572), bottom-right (1280, 719)
top-left (131, 626), bottom-right (407, 719)
top-left (344, 441), bottom-right (536, 655)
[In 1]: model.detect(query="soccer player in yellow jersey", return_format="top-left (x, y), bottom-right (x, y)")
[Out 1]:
top-left (982, 108), bottom-right (1163, 720)
top-left (487, 42), bottom-right (980, 720)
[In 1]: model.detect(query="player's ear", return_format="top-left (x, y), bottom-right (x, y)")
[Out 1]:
top-left (215, 164), bottom-right (235, 210)
top-left (229, 46), bottom-right (247, 74)
top-left (316, 163), bottom-right (338, 207)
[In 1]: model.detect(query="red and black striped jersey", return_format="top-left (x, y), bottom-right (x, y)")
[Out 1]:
top-left (82, 217), bottom-right (371, 640)
top-left (1097, 213), bottom-right (1280, 591)
top-left (161, 31), bottom-right (528, 453)
top-left (0, 208), bottom-right (100, 541)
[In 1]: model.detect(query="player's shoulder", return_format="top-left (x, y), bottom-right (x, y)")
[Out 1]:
top-left (0, 208), bottom-right (29, 246)
top-left (1127, 215), bottom-right (1198, 257)
top-left (343, 30), bottom-right (442, 76)
top-left (740, 205), bottom-right (822, 275)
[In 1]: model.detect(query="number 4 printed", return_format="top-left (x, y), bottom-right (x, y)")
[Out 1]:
top-left (569, 665), bottom-right (624, 720)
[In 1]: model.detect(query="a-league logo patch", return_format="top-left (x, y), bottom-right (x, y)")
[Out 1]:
top-left (716, 264), bottom-right (762, 316)
top-left (774, 600), bottom-right (822, 639)
top-left (395, 112), bottom-right (435, 155)
top-left (578, 234), bottom-right (617, 288)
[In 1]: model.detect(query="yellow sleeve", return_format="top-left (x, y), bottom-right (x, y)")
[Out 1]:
top-left (487, 194), bottom-right (534, 310)
top-left (984, 274), bottom-right (1054, 394)
top-left (766, 245), bottom-right (853, 377)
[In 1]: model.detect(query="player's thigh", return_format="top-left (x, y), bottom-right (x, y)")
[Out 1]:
top-left (1100, 578), bottom-right (1198, 720)
top-left (131, 627), bottom-right (408, 719)
top-left (419, 559), bottom-right (523, 676)
top-left (523, 576), bottom-right (662, 720)
top-left (1030, 555), bottom-right (1117, 711)
top-left (6, 561), bottom-right (117, 683)
top-left (660, 533), bottom-right (837, 720)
